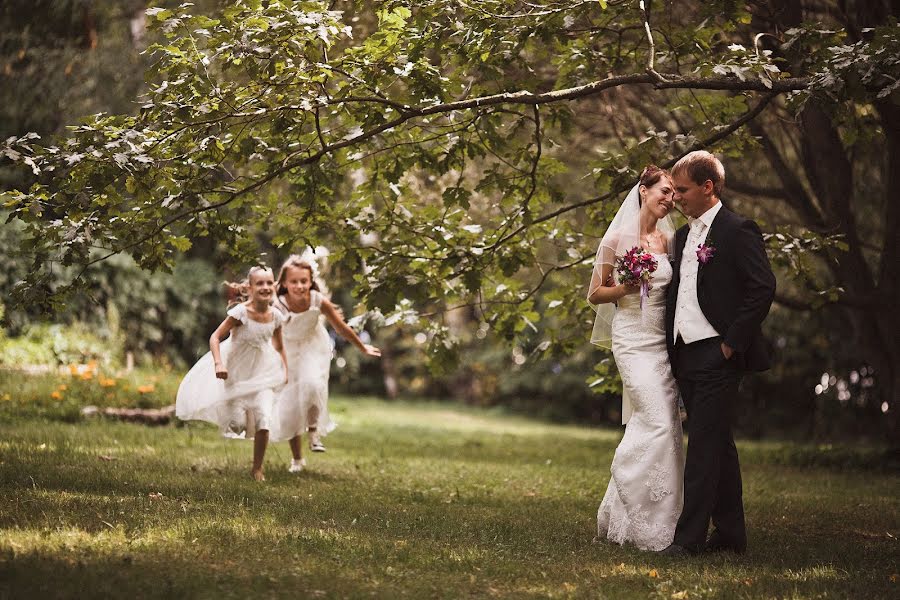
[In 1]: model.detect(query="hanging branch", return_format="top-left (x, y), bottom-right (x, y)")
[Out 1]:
top-left (521, 104), bottom-right (542, 219)
top-left (639, 0), bottom-right (668, 82)
top-left (485, 92), bottom-right (779, 251)
top-left (41, 76), bottom-right (803, 275)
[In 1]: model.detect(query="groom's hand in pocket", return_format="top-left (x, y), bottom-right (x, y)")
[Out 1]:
top-left (720, 342), bottom-right (734, 360)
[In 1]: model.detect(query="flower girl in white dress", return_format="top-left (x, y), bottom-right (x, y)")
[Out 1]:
top-left (272, 253), bottom-right (380, 472)
top-left (176, 266), bottom-right (288, 481)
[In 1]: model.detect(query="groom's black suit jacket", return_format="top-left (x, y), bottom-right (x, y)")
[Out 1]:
top-left (665, 204), bottom-right (776, 374)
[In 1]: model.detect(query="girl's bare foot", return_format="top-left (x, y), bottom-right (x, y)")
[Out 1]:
top-left (251, 468), bottom-right (265, 481)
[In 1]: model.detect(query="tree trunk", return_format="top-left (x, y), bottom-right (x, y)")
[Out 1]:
top-left (871, 99), bottom-right (900, 444)
top-left (81, 404), bottom-right (175, 425)
top-left (380, 345), bottom-right (399, 399)
top-left (757, 0), bottom-right (898, 443)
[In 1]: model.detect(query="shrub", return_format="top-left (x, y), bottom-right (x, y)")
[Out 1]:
top-left (0, 322), bottom-right (115, 368)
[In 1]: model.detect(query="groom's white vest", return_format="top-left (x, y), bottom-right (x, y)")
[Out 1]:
top-left (673, 202), bottom-right (722, 344)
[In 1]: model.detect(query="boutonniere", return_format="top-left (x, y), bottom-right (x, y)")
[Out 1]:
top-left (696, 238), bottom-right (716, 265)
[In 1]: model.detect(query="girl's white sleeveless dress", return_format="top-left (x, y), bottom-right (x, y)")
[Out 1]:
top-left (270, 290), bottom-right (336, 442)
top-left (596, 254), bottom-right (685, 551)
top-left (176, 304), bottom-right (286, 437)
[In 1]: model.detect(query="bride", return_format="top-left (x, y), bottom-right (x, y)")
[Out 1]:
top-left (587, 165), bottom-right (684, 551)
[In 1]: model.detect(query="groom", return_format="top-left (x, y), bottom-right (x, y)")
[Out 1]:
top-left (662, 151), bottom-right (776, 555)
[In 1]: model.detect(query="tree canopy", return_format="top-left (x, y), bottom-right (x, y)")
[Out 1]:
top-left (2, 0), bottom-right (898, 432)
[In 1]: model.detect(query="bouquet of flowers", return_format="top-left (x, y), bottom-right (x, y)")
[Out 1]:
top-left (615, 246), bottom-right (659, 308)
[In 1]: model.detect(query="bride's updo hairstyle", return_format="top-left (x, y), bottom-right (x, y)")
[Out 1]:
top-left (224, 265), bottom-right (273, 307)
top-left (637, 165), bottom-right (669, 206)
top-left (276, 255), bottom-right (321, 297)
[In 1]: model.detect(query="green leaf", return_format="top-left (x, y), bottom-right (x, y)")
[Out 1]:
top-left (170, 236), bottom-right (192, 252)
top-left (146, 8), bottom-right (172, 21)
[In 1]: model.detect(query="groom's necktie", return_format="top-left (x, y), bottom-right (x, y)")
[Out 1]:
top-left (689, 217), bottom-right (705, 239)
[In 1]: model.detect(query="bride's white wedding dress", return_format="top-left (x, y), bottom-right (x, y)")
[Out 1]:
top-left (596, 254), bottom-right (684, 551)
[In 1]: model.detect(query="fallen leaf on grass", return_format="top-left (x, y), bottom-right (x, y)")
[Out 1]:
top-left (672, 592), bottom-right (689, 600)
top-left (98, 455), bottom-right (118, 461)
top-left (148, 492), bottom-right (164, 500)
top-left (648, 569), bottom-right (659, 578)
top-left (890, 573), bottom-right (898, 583)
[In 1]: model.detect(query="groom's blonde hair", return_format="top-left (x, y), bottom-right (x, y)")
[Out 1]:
top-left (672, 151), bottom-right (726, 197)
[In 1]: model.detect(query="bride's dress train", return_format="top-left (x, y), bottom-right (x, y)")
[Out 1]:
top-left (596, 254), bottom-right (684, 551)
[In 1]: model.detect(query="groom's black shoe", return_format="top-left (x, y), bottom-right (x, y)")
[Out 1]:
top-left (704, 530), bottom-right (746, 554)
top-left (658, 544), bottom-right (695, 556)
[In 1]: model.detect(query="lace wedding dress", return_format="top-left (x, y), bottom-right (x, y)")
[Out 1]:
top-left (596, 254), bottom-right (685, 551)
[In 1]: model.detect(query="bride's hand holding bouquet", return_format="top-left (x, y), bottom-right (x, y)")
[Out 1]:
top-left (615, 246), bottom-right (659, 307)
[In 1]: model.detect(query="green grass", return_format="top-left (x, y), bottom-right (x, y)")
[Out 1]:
top-left (0, 395), bottom-right (897, 599)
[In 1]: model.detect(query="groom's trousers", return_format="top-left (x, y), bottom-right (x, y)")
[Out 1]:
top-left (672, 336), bottom-right (746, 553)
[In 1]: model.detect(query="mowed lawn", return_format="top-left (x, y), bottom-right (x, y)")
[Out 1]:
top-left (0, 396), bottom-right (897, 599)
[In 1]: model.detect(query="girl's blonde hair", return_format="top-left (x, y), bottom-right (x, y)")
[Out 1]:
top-left (276, 255), bottom-right (321, 297)
top-left (224, 265), bottom-right (274, 307)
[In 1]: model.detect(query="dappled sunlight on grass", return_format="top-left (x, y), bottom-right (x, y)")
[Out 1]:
top-left (781, 565), bottom-right (849, 582)
top-left (1, 396), bottom-right (897, 598)
top-left (341, 396), bottom-right (622, 442)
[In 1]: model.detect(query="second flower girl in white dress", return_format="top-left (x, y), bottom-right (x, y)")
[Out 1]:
top-left (272, 253), bottom-right (381, 472)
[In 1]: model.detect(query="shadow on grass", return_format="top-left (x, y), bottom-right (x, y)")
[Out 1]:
top-left (1, 517), bottom-right (889, 600)
top-left (0, 545), bottom-right (392, 600)
top-left (1, 411), bottom-right (897, 599)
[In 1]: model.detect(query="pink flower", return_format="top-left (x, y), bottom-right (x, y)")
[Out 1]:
top-left (615, 246), bottom-right (659, 310)
top-left (696, 242), bottom-right (716, 264)
top-left (616, 246), bottom-right (659, 287)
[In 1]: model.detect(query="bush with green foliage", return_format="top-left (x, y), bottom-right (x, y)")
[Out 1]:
top-left (0, 321), bottom-right (115, 368)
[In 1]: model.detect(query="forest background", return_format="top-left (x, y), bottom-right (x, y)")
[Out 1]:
top-left (0, 0), bottom-right (896, 444)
